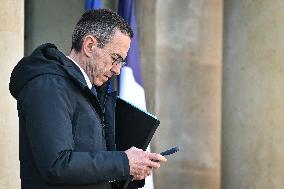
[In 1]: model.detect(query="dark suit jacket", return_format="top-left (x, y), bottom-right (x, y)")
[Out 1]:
top-left (9, 43), bottom-right (130, 189)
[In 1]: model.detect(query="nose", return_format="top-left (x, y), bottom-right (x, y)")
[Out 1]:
top-left (111, 64), bottom-right (121, 75)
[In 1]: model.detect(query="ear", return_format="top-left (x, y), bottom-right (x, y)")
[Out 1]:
top-left (82, 35), bottom-right (98, 57)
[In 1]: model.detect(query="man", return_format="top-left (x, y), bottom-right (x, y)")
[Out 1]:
top-left (9, 9), bottom-right (166, 189)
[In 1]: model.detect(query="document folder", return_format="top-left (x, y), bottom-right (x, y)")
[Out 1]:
top-left (115, 98), bottom-right (160, 151)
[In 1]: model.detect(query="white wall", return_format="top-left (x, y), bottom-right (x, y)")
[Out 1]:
top-left (0, 0), bottom-right (24, 188)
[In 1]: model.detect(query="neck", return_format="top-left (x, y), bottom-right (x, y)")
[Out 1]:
top-left (69, 49), bottom-right (94, 86)
top-left (69, 49), bottom-right (87, 71)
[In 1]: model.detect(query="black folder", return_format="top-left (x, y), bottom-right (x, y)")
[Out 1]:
top-left (115, 98), bottom-right (160, 151)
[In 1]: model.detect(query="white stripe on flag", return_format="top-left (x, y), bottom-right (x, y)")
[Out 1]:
top-left (119, 66), bottom-right (154, 189)
top-left (119, 66), bottom-right (146, 110)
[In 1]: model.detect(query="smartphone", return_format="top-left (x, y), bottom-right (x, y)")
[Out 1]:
top-left (160, 146), bottom-right (179, 156)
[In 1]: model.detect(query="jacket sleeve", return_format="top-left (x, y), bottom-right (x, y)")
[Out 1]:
top-left (19, 75), bottom-right (130, 185)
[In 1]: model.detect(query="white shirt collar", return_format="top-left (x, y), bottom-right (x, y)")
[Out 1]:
top-left (66, 56), bottom-right (92, 89)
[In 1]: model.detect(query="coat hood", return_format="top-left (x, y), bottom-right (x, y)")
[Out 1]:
top-left (9, 43), bottom-right (86, 99)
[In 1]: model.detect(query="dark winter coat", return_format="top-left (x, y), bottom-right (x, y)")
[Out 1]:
top-left (9, 43), bottom-right (130, 189)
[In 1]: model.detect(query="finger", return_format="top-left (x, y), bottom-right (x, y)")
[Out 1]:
top-left (147, 161), bottom-right (160, 169)
top-left (131, 146), bottom-right (143, 151)
top-left (145, 167), bottom-right (152, 176)
top-left (136, 148), bottom-right (143, 151)
top-left (140, 158), bottom-right (160, 169)
top-left (148, 153), bottom-right (167, 162)
top-left (134, 166), bottom-right (151, 179)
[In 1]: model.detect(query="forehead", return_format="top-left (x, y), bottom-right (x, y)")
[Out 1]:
top-left (105, 30), bottom-right (131, 58)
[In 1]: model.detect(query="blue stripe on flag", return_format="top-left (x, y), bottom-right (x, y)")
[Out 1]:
top-left (118, 0), bottom-right (143, 87)
top-left (85, 0), bottom-right (102, 10)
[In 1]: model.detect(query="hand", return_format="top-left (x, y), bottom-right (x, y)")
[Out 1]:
top-left (125, 147), bottom-right (167, 180)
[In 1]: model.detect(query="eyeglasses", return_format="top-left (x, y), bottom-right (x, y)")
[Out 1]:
top-left (110, 53), bottom-right (127, 67)
top-left (102, 45), bottom-right (127, 67)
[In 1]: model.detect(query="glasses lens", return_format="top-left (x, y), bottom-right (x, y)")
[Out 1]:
top-left (121, 61), bottom-right (126, 67)
top-left (112, 57), bottom-right (126, 67)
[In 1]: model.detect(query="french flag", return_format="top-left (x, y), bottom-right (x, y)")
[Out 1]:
top-left (118, 1), bottom-right (154, 189)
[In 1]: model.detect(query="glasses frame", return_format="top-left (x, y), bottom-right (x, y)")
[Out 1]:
top-left (110, 54), bottom-right (127, 67)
